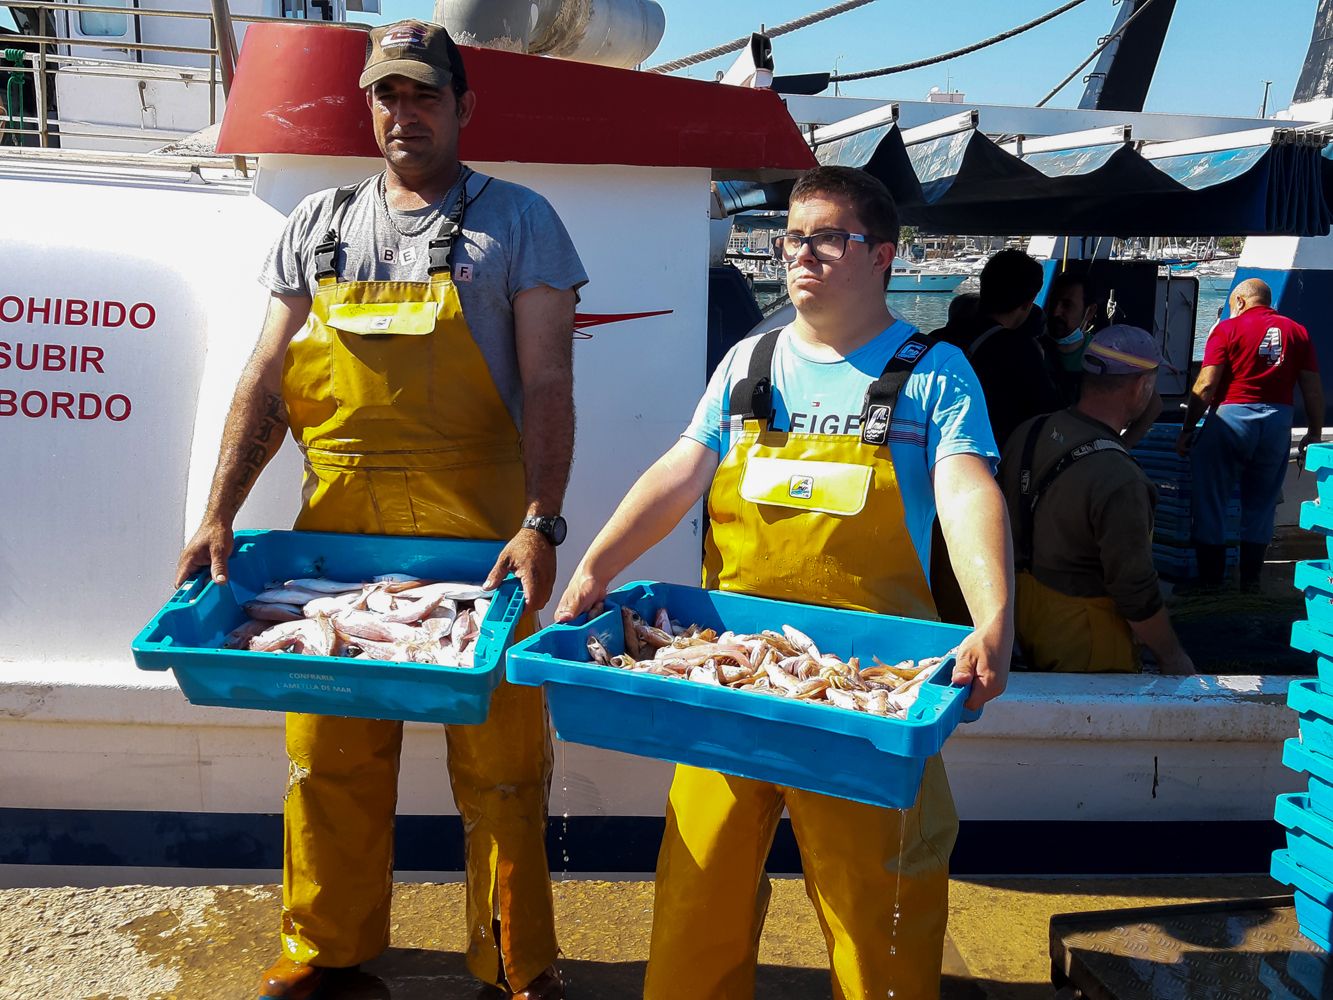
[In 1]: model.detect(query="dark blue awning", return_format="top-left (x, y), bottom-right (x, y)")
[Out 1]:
top-left (719, 118), bottom-right (1333, 237)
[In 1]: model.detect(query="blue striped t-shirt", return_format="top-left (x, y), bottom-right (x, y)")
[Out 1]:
top-left (682, 321), bottom-right (998, 579)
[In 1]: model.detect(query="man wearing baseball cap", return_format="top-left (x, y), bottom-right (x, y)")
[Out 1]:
top-left (999, 325), bottom-right (1194, 674)
top-left (176, 18), bottom-right (584, 1000)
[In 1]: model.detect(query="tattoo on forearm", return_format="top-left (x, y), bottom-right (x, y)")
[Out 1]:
top-left (235, 392), bottom-right (286, 488)
top-left (210, 389), bottom-right (289, 519)
top-left (254, 392), bottom-right (284, 443)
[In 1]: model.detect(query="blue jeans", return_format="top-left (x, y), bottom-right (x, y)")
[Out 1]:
top-left (1190, 403), bottom-right (1293, 546)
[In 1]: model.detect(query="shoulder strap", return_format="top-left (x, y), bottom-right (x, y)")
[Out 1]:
top-left (312, 184), bottom-right (360, 282)
top-left (428, 167), bottom-right (475, 275)
top-left (1015, 417), bottom-right (1129, 570)
top-left (966, 323), bottom-right (1005, 360)
top-left (727, 328), bottom-right (783, 424)
top-left (858, 332), bottom-right (934, 446)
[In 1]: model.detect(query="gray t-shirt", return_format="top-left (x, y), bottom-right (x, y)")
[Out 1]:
top-left (260, 169), bottom-right (588, 424)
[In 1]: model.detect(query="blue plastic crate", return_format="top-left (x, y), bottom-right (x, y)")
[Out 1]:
top-left (1295, 563), bottom-right (1333, 635)
top-left (132, 529), bottom-right (523, 724)
top-left (1289, 620), bottom-right (1333, 689)
top-left (1291, 679), bottom-right (1333, 760)
top-left (1276, 793), bottom-right (1333, 884)
top-left (507, 580), bottom-right (975, 809)
top-left (1307, 444), bottom-right (1333, 506)
top-left (1300, 502), bottom-right (1333, 562)
top-left (1284, 740), bottom-right (1333, 823)
top-left (1271, 849), bottom-right (1333, 951)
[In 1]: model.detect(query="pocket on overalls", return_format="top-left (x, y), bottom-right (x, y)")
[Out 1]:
top-left (325, 301), bottom-right (439, 413)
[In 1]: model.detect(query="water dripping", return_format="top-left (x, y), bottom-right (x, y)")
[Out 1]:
top-left (557, 740), bottom-right (571, 880)
top-left (887, 806), bottom-right (908, 965)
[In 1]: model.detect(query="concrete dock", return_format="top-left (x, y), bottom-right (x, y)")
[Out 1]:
top-left (0, 875), bottom-right (1281, 999)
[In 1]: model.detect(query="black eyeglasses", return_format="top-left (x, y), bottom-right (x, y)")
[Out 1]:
top-left (772, 231), bottom-right (874, 262)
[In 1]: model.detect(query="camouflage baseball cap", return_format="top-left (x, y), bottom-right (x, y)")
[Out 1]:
top-left (359, 19), bottom-right (468, 92)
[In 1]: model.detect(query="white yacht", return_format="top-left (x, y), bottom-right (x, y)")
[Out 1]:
top-left (889, 257), bottom-right (969, 293)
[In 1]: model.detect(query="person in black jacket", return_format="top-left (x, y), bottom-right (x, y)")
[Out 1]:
top-left (936, 249), bottom-right (1063, 448)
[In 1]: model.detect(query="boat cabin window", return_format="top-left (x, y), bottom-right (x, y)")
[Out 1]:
top-left (282, 0), bottom-right (336, 21)
top-left (77, 0), bottom-right (130, 37)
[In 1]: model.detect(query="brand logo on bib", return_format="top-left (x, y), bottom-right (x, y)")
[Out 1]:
top-left (788, 475), bottom-right (814, 500)
top-left (862, 405), bottom-right (890, 444)
top-left (894, 340), bottom-right (926, 363)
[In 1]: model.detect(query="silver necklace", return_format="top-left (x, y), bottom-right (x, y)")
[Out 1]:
top-left (378, 171), bottom-right (465, 239)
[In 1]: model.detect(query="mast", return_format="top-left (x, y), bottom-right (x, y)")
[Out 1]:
top-left (1295, 0), bottom-right (1333, 104)
top-left (1078, 0), bottom-right (1179, 112)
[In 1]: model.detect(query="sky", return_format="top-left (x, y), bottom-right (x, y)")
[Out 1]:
top-left (367, 0), bottom-right (1318, 118)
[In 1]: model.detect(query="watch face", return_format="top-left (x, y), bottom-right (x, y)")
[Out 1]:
top-left (549, 516), bottom-right (568, 546)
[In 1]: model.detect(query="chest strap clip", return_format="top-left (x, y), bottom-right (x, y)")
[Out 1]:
top-left (427, 218), bottom-right (462, 274)
top-left (312, 184), bottom-right (359, 282)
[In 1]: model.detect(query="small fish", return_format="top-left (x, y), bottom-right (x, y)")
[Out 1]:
top-left (249, 619), bottom-right (321, 653)
top-left (372, 573), bottom-right (428, 591)
top-left (303, 592), bottom-right (364, 618)
top-left (395, 581), bottom-right (492, 602)
top-left (330, 610), bottom-right (419, 645)
top-left (451, 609), bottom-right (479, 652)
top-left (587, 634), bottom-right (612, 665)
top-left (284, 578), bottom-right (363, 594)
top-left (224, 619), bottom-right (271, 649)
top-left (243, 601), bottom-right (304, 623)
top-left (782, 625), bottom-right (821, 660)
top-left (252, 587), bottom-right (326, 606)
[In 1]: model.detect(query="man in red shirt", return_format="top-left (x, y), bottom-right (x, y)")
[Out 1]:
top-left (1176, 278), bottom-right (1324, 588)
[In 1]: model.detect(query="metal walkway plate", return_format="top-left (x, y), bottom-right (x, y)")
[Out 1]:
top-left (1051, 896), bottom-right (1332, 999)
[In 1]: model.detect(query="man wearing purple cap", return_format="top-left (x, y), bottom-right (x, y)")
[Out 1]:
top-left (999, 325), bottom-right (1194, 673)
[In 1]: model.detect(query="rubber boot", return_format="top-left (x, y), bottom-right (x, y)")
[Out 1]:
top-left (1239, 542), bottom-right (1268, 592)
top-left (1193, 543), bottom-right (1229, 588)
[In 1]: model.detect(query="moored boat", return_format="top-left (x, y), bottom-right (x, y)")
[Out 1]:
top-left (0, 0), bottom-right (1326, 893)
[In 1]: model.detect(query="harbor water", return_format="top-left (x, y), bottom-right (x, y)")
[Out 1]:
top-left (886, 286), bottom-right (1229, 362)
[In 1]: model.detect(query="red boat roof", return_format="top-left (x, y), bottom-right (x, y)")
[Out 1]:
top-left (216, 22), bottom-right (815, 178)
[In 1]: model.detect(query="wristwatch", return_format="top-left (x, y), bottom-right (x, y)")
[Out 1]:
top-left (522, 514), bottom-right (567, 547)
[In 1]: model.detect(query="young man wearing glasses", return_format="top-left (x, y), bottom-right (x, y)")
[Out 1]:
top-left (554, 166), bottom-right (1013, 998)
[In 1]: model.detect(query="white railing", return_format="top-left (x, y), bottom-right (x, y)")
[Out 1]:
top-left (0, 0), bottom-right (295, 167)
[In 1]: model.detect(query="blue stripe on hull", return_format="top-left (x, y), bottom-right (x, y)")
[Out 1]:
top-left (0, 808), bottom-right (1284, 876)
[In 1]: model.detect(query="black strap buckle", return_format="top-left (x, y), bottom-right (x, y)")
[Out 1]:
top-left (427, 218), bottom-right (462, 274)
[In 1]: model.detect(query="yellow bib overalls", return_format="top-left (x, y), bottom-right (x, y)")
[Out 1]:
top-left (1011, 416), bottom-right (1141, 674)
top-left (645, 329), bottom-right (959, 1000)
top-left (277, 175), bottom-right (557, 989)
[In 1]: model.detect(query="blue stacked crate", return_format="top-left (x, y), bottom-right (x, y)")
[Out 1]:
top-left (1272, 443), bottom-right (1333, 950)
top-left (1131, 422), bottom-right (1239, 580)
top-left (131, 529), bottom-right (524, 724)
top-left (506, 580), bottom-right (978, 810)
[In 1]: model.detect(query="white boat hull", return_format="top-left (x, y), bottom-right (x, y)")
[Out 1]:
top-left (0, 662), bottom-right (1298, 886)
top-left (888, 272), bottom-right (968, 293)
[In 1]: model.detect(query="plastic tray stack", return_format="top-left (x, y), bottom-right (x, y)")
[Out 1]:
top-left (1130, 422), bottom-right (1239, 580)
top-left (1272, 443), bottom-right (1333, 949)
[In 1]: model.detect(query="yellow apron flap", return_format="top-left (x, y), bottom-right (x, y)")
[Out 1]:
top-left (325, 301), bottom-right (439, 337)
top-left (738, 455), bottom-right (872, 516)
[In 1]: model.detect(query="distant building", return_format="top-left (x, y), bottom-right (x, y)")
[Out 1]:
top-left (926, 86), bottom-right (966, 104)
